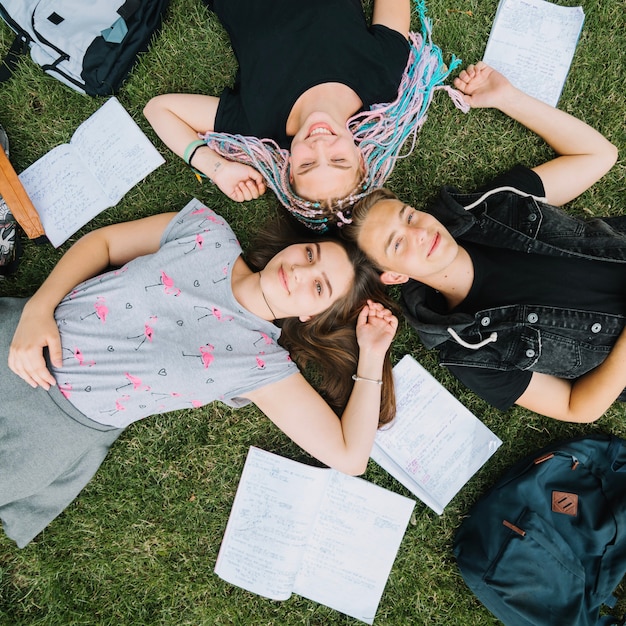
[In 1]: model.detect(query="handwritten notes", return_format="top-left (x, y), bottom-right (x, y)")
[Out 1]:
top-left (370, 355), bottom-right (501, 515)
top-left (215, 447), bottom-right (414, 624)
top-left (483, 0), bottom-right (585, 106)
top-left (19, 98), bottom-right (164, 247)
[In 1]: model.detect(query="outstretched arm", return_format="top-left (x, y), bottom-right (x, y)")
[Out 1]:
top-left (245, 301), bottom-right (398, 475)
top-left (8, 213), bottom-right (176, 390)
top-left (516, 326), bottom-right (626, 423)
top-left (372, 0), bottom-right (411, 39)
top-left (453, 62), bottom-right (618, 206)
top-left (143, 94), bottom-right (266, 202)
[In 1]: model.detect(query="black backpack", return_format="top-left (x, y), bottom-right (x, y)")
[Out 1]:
top-left (0, 123), bottom-right (20, 276)
top-left (454, 434), bottom-right (626, 626)
top-left (0, 0), bottom-right (170, 96)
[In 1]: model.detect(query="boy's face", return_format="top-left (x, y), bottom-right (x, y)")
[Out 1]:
top-left (357, 199), bottom-right (459, 285)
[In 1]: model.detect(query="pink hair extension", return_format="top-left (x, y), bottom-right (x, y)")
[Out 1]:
top-left (202, 0), bottom-right (469, 231)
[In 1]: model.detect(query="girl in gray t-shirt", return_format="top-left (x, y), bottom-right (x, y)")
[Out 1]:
top-left (2, 198), bottom-right (397, 547)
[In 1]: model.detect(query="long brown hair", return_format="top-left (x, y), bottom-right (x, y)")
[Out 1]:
top-left (245, 217), bottom-right (397, 425)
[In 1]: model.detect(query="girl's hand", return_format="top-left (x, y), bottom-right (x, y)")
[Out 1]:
top-left (453, 62), bottom-right (514, 109)
top-left (8, 306), bottom-right (61, 390)
top-left (356, 299), bottom-right (398, 356)
top-left (211, 161), bottom-right (267, 202)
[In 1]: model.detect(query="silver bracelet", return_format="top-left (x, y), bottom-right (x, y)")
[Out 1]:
top-left (352, 374), bottom-right (383, 386)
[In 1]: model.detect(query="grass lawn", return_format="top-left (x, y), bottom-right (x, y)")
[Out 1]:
top-left (1, 0), bottom-right (624, 624)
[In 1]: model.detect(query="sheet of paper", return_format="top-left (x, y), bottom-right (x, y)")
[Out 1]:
top-left (482, 0), bottom-right (584, 106)
top-left (19, 98), bottom-right (164, 247)
top-left (69, 98), bottom-right (165, 203)
top-left (371, 355), bottom-right (502, 515)
top-left (294, 471), bottom-right (414, 625)
top-left (370, 444), bottom-right (441, 513)
top-left (214, 447), bottom-right (328, 601)
top-left (19, 144), bottom-right (108, 247)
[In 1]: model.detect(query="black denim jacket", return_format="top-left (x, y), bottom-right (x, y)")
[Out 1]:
top-left (402, 186), bottom-right (626, 379)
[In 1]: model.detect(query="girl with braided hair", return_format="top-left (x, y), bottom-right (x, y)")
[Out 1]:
top-left (144, 0), bottom-right (467, 231)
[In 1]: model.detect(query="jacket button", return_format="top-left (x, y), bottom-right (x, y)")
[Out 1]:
top-left (591, 323), bottom-right (602, 333)
top-left (480, 316), bottom-right (491, 326)
top-left (526, 349), bottom-right (536, 358)
top-left (527, 313), bottom-right (538, 323)
top-left (528, 213), bottom-right (537, 222)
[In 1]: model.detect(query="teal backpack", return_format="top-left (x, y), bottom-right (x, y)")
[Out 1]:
top-left (454, 434), bottom-right (626, 626)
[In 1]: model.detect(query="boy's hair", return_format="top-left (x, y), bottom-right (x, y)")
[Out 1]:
top-left (245, 218), bottom-right (397, 425)
top-left (340, 187), bottom-right (400, 270)
top-left (202, 1), bottom-right (469, 232)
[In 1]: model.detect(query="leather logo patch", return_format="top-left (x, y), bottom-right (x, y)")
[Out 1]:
top-left (552, 491), bottom-right (579, 516)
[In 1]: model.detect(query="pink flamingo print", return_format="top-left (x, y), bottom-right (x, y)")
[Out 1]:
top-left (211, 263), bottom-right (230, 284)
top-left (194, 305), bottom-right (233, 322)
top-left (254, 331), bottom-right (274, 346)
top-left (253, 352), bottom-right (267, 370)
top-left (151, 391), bottom-right (181, 399)
top-left (63, 347), bottom-right (96, 367)
top-left (191, 207), bottom-right (224, 226)
top-left (128, 316), bottom-right (157, 350)
top-left (145, 270), bottom-right (181, 296)
top-left (184, 233), bottom-right (205, 254)
top-left (100, 394), bottom-right (131, 416)
top-left (80, 296), bottom-right (109, 322)
top-left (116, 372), bottom-right (151, 392)
top-left (59, 382), bottom-right (72, 399)
top-left (182, 343), bottom-right (215, 368)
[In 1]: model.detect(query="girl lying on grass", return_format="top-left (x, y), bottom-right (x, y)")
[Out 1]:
top-left (144, 0), bottom-right (467, 231)
top-left (1, 199), bottom-right (397, 548)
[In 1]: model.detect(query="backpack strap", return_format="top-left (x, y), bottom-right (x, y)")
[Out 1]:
top-left (117, 0), bottom-right (142, 21)
top-left (0, 144), bottom-right (46, 240)
top-left (0, 32), bottom-right (30, 84)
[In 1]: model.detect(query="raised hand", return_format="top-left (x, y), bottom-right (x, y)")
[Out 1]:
top-left (356, 299), bottom-right (398, 356)
top-left (453, 62), bottom-right (514, 109)
top-left (211, 160), bottom-right (267, 202)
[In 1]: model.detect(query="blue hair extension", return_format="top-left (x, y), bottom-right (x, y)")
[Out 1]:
top-left (202, 0), bottom-right (469, 231)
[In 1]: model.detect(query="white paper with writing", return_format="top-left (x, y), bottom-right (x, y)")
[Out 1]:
top-left (371, 355), bottom-right (502, 515)
top-left (215, 447), bottom-right (414, 624)
top-left (19, 97), bottom-right (164, 247)
top-left (483, 0), bottom-right (584, 106)
top-left (294, 470), bottom-right (414, 623)
top-left (215, 447), bottom-right (327, 601)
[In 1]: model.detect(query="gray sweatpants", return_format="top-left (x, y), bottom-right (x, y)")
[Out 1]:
top-left (0, 298), bottom-right (123, 547)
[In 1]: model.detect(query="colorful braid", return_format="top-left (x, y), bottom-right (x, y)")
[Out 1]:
top-left (202, 0), bottom-right (469, 232)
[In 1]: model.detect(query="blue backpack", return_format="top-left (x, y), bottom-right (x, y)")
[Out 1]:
top-left (454, 434), bottom-right (626, 626)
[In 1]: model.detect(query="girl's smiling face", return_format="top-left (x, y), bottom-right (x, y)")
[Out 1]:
top-left (289, 113), bottom-right (363, 203)
top-left (260, 241), bottom-right (354, 321)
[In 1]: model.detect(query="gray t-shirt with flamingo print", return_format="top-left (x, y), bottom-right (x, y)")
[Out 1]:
top-left (50, 198), bottom-right (298, 428)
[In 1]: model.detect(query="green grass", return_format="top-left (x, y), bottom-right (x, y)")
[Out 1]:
top-left (1, 0), bottom-right (625, 624)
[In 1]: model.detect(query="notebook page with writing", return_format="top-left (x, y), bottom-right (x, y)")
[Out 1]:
top-left (371, 355), bottom-right (502, 514)
top-left (483, 0), bottom-right (584, 106)
top-left (19, 98), bottom-right (164, 247)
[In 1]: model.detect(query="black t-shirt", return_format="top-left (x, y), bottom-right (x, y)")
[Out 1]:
top-left (445, 166), bottom-right (626, 410)
top-left (212, 0), bottom-right (410, 148)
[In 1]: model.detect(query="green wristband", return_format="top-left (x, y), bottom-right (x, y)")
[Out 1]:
top-left (183, 139), bottom-right (207, 165)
